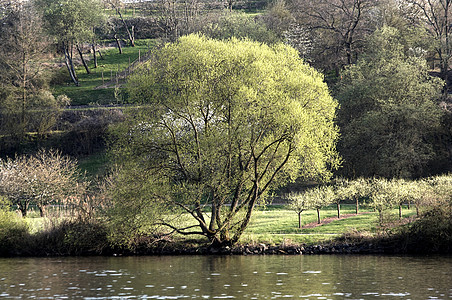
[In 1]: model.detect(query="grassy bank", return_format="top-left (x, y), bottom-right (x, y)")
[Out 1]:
top-left (2, 204), bottom-right (419, 255)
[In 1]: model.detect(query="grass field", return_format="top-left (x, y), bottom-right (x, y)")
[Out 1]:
top-left (53, 39), bottom-right (158, 106)
top-left (239, 204), bottom-right (417, 245)
top-left (22, 204), bottom-right (417, 246)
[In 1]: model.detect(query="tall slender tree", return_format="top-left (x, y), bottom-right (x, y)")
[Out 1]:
top-left (0, 0), bottom-right (49, 138)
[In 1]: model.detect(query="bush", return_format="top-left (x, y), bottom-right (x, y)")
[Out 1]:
top-left (0, 208), bottom-right (29, 256)
top-left (58, 108), bottom-right (125, 155)
top-left (401, 199), bottom-right (452, 253)
top-left (29, 219), bottom-right (109, 256)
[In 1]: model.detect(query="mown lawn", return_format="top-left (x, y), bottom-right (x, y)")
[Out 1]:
top-left (240, 204), bottom-right (417, 245)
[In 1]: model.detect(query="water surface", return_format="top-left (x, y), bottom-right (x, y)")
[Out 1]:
top-left (0, 255), bottom-right (451, 299)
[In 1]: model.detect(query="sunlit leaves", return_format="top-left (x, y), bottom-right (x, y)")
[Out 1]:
top-left (110, 35), bottom-right (340, 245)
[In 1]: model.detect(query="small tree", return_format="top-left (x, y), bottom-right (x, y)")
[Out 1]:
top-left (287, 192), bottom-right (311, 228)
top-left (348, 178), bottom-right (371, 214)
top-left (407, 179), bottom-right (429, 217)
top-left (369, 178), bottom-right (397, 226)
top-left (306, 185), bottom-right (335, 224)
top-left (389, 178), bottom-right (411, 219)
top-left (0, 155), bottom-right (32, 216)
top-left (331, 177), bottom-right (350, 218)
top-left (0, 150), bottom-right (81, 217)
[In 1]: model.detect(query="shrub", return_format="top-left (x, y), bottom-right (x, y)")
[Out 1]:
top-left (29, 219), bottom-right (109, 256)
top-left (401, 197), bottom-right (452, 253)
top-left (0, 207), bottom-right (29, 256)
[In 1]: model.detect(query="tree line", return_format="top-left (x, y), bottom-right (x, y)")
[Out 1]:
top-left (1, 0), bottom-right (452, 250)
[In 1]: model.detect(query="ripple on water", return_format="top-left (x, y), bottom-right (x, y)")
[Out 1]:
top-left (302, 271), bottom-right (321, 274)
top-left (381, 292), bottom-right (411, 297)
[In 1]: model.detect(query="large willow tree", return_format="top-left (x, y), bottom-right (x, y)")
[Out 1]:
top-left (108, 34), bottom-right (340, 247)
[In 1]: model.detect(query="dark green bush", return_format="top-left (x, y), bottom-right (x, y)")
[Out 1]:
top-left (399, 199), bottom-right (452, 253)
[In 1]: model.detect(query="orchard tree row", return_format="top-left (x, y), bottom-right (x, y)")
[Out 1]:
top-left (288, 175), bottom-right (452, 228)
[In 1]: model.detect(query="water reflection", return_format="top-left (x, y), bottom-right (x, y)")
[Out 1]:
top-left (0, 255), bottom-right (451, 299)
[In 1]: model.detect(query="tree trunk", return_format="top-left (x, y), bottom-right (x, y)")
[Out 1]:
top-left (378, 209), bottom-right (383, 226)
top-left (298, 212), bottom-right (302, 229)
top-left (355, 196), bottom-right (359, 214)
top-left (63, 43), bottom-right (79, 86)
top-left (76, 44), bottom-right (90, 74)
top-left (227, 0), bottom-right (233, 11)
top-left (97, 49), bottom-right (104, 60)
top-left (38, 205), bottom-right (46, 217)
top-left (336, 202), bottom-right (341, 218)
top-left (399, 204), bottom-right (402, 219)
top-left (114, 34), bottom-right (123, 54)
top-left (18, 202), bottom-right (28, 217)
top-left (230, 183), bottom-right (259, 245)
top-left (92, 43), bottom-right (97, 68)
top-left (117, 8), bottom-right (135, 47)
top-left (317, 208), bottom-right (321, 224)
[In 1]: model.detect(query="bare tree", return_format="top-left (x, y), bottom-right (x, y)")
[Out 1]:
top-left (406, 0), bottom-right (452, 93)
top-left (0, 1), bottom-right (49, 132)
top-left (0, 150), bottom-right (81, 217)
top-left (292, 0), bottom-right (377, 71)
top-left (104, 0), bottom-right (135, 46)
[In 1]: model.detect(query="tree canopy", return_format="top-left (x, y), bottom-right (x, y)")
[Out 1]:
top-left (108, 34), bottom-right (340, 247)
top-left (337, 26), bottom-right (444, 178)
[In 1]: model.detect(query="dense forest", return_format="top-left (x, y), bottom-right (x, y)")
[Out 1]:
top-left (0, 0), bottom-right (451, 254)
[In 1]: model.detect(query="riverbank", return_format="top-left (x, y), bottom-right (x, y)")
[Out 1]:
top-left (125, 240), bottom-right (387, 256)
top-left (1, 203), bottom-right (450, 257)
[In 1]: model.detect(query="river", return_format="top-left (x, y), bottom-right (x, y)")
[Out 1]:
top-left (0, 255), bottom-right (451, 299)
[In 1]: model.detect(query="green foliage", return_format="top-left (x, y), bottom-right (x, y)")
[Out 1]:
top-left (263, 0), bottom-right (294, 37)
top-left (368, 178), bottom-right (398, 225)
top-left (26, 218), bottom-right (109, 256)
top-left (305, 186), bottom-right (335, 210)
top-left (109, 34), bottom-right (340, 246)
top-left (398, 181), bottom-right (452, 254)
top-left (0, 204), bottom-right (29, 256)
top-left (36, 0), bottom-right (104, 44)
top-left (337, 26), bottom-right (444, 178)
top-left (199, 11), bottom-right (279, 44)
top-left (102, 165), bottom-right (171, 249)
